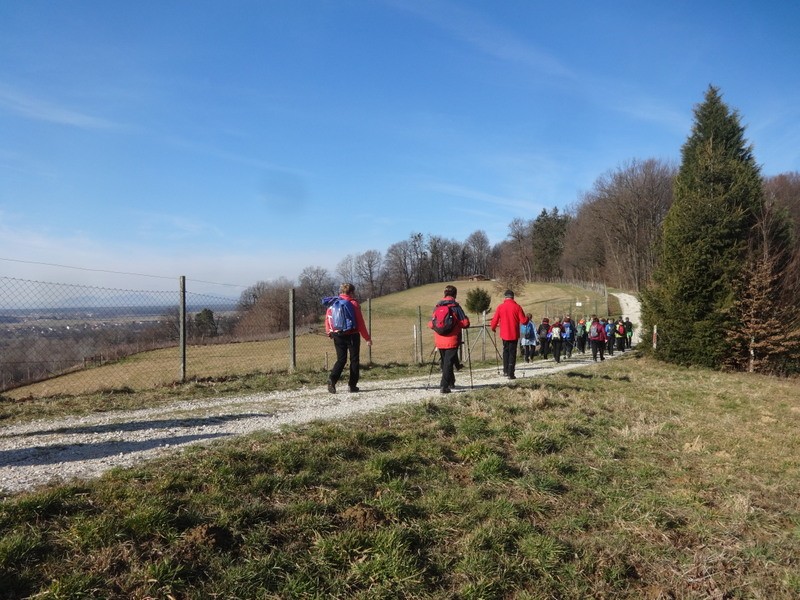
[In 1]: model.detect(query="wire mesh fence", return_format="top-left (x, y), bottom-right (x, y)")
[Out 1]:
top-left (1, 276), bottom-right (608, 399)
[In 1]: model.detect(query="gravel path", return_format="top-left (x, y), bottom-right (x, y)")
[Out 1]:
top-left (1, 293), bottom-right (641, 496)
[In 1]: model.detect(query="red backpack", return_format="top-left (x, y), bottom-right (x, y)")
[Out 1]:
top-left (431, 303), bottom-right (456, 335)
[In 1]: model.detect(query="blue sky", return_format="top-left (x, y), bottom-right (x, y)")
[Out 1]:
top-left (1, 0), bottom-right (799, 297)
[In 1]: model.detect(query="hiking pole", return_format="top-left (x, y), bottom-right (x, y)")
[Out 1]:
top-left (487, 328), bottom-right (502, 374)
top-left (464, 328), bottom-right (474, 389)
top-left (425, 345), bottom-right (439, 390)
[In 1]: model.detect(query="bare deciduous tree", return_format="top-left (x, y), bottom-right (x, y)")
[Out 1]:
top-left (384, 239), bottom-right (415, 291)
top-left (297, 266), bottom-right (335, 325)
top-left (565, 159), bottom-right (675, 290)
top-left (354, 250), bottom-right (383, 298)
top-left (235, 277), bottom-right (294, 338)
top-left (465, 230), bottom-right (491, 276)
top-left (507, 218), bottom-right (533, 282)
top-left (335, 255), bottom-right (358, 288)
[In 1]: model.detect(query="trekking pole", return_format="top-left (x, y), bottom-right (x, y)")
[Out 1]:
top-left (487, 328), bottom-right (502, 374)
top-left (425, 346), bottom-right (439, 390)
top-left (464, 328), bottom-right (474, 389)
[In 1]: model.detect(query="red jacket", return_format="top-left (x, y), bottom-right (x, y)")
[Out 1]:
top-left (490, 298), bottom-right (528, 341)
top-left (587, 319), bottom-right (607, 342)
top-left (428, 296), bottom-right (470, 349)
top-left (325, 294), bottom-right (372, 342)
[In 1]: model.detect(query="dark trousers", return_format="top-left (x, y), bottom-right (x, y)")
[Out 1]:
top-left (521, 343), bottom-right (535, 361)
top-left (577, 335), bottom-right (587, 353)
top-left (551, 338), bottom-right (563, 363)
top-left (564, 337), bottom-right (574, 357)
top-left (439, 347), bottom-right (459, 390)
top-left (539, 337), bottom-right (550, 359)
top-left (502, 339), bottom-right (518, 375)
top-left (607, 336), bottom-right (614, 355)
top-left (330, 333), bottom-right (361, 388)
top-left (616, 335), bottom-right (626, 353)
top-left (591, 339), bottom-right (605, 361)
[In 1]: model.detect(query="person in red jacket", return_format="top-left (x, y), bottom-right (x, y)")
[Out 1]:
top-left (325, 283), bottom-right (372, 393)
top-left (587, 314), bottom-right (607, 362)
top-left (490, 289), bottom-right (528, 379)
top-left (428, 285), bottom-right (470, 394)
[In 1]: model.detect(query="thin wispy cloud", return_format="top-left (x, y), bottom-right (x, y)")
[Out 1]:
top-left (583, 77), bottom-right (690, 133)
top-left (0, 84), bottom-right (119, 129)
top-left (426, 182), bottom-right (539, 212)
top-left (386, 0), bottom-right (575, 79)
top-left (131, 211), bottom-right (226, 242)
top-left (615, 96), bottom-right (689, 132)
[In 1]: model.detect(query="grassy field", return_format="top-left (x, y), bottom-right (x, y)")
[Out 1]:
top-left (4, 281), bottom-right (610, 400)
top-left (1, 355), bottom-right (799, 598)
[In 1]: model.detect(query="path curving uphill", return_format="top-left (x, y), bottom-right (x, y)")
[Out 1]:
top-left (1, 294), bottom-right (641, 496)
top-left (614, 291), bottom-right (643, 345)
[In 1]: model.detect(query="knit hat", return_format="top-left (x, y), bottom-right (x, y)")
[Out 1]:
top-left (503, 290), bottom-right (514, 298)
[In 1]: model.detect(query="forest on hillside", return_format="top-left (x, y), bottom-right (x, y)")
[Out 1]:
top-left (239, 168), bottom-right (800, 315)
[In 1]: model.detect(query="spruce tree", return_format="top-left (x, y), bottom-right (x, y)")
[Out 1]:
top-left (641, 86), bottom-right (763, 367)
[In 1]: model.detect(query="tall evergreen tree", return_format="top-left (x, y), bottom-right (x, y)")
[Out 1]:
top-left (530, 207), bottom-right (571, 279)
top-left (641, 86), bottom-right (763, 367)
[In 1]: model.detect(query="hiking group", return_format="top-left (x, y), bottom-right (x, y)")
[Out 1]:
top-left (487, 289), bottom-right (635, 375)
top-left (324, 283), bottom-right (634, 395)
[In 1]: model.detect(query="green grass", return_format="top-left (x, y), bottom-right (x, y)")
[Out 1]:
top-left (2, 356), bottom-right (799, 598)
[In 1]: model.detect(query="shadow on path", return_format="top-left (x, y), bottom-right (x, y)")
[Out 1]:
top-left (0, 432), bottom-right (230, 468)
top-left (4, 413), bottom-right (271, 438)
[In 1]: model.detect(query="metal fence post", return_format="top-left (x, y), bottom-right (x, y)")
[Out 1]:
top-left (179, 275), bottom-right (186, 383)
top-left (367, 297), bottom-right (372, 365)
top-left (417, 305), bottom-right (423, 364)
top-left (289, 288), bottom-right (296, 372)
top-left (482, 310), bottom-right (487, 361)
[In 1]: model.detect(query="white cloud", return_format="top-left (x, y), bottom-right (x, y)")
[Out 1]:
top-left (0, 220), bottom-right (333, 297)
top-left (386, 0), bottom-right (575, 80)
top-left (0, 84), bottom-right (121, 130)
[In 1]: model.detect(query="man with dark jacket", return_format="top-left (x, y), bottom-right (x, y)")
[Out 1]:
top-left (537, 317), bottom-right (551, 359)
top-left (428, 285), bottom-right (470, 394)
top-left (490, 289), bottom-right (528, 379)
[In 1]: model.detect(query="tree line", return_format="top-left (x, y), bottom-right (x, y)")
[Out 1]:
top-left (641, 86), bottom-right (800, 375)
top-left (233, 86), bottom-right (799, 374)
